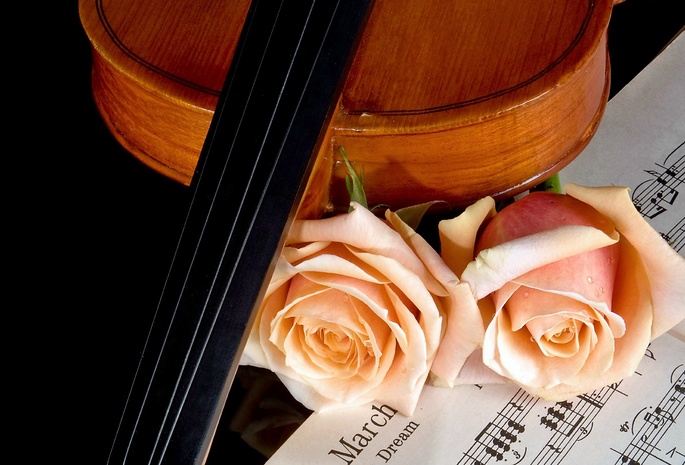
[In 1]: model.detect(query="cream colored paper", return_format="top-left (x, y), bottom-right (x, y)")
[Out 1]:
top-left (268, 334), bottom-right (684, 465)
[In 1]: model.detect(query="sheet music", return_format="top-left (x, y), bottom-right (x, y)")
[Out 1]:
top-left (266, 33), bottom-right (685, 465)
top-left (267, 334), bottom-right (684, 465)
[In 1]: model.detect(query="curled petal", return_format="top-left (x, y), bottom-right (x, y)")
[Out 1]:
top-left (275, 286), bottom-right (388, 380)
top-left (462, 225), bottom-right (619, 300)
top-left (386, 209), bottom-right (453, 297)
top-left (388, 206), bottom-right (484, 387)
top-left (429, 281), bottom-right (484, 386)
top-left (347, 251), bottom-right (441, 351)
top-left (513, 239), bottom-right (656, 401)
top-left (512, 242), bottom-right (619, 311)
top-left (241, 203), bottom-right (450, 416)
top-left (536, 317), bottom-right (582, 355)
top-left (438, 196), bottom-right (497, 276)
top-left (565, 183), bottom-right (685, 337)
top-left (503, 284), bottom-right (625, 339)
top-left (484, 304), bottom-right (614, 389)
top-left (507, 288), bottom-right (594, 334)
top-left (288, 203), bottom-right (439, 291)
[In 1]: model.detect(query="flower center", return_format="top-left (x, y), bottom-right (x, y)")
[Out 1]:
top-left (546, 324), bottom-right (575, 344)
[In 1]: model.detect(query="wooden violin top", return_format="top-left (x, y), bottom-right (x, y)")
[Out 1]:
top-left (80, 0), bottom-right (616, 217)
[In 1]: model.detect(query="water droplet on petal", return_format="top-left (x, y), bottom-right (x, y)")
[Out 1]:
top-left (587, 276), bottom-right (594, 284)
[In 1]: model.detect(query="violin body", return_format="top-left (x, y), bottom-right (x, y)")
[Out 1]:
top-left (80, 0), bottom-right (616, 217)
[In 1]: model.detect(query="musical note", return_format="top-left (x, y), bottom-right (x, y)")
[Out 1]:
top-left (458, 390), bottom-right (537, 464)
top-left (632, 141), bottom-right (684, 221)
top-left (540, 417), bottom-right (558, 430)
top-left (661, 217), bottom-right (684, 253)
top-left (459, 383), bottom-right (623, 464)
top-left (529, 384), bottom-right (622, 465)
top-left (453, 337), bottom-right (682, 465)
top-left (611, 368), bottom-right (685, 464)
top-left (644, 343), bottom-right (656, 361)
top-left (630, 141), bottom-right (685, 255)
top-left (620, 456), bottom-right (640, 465)
top-left (539, 402), bottom-right (580, 434)
top-left (557, 401), bottom-right (573, 410)
top-left (508, 419), bottom-right (526, 433)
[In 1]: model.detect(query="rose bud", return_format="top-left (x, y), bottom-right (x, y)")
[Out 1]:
top-left (240, 202), bottom-right (481, 416)
top-left (437, 183), bottom-right (685, 400)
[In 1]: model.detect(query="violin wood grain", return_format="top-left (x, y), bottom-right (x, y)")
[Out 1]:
top-left (79, 0), bottom-right (616, 218)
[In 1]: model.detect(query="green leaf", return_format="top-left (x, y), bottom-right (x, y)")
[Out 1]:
top-left (339, 147), bottom-right (368, 210)
top-left (531, 173), bottom-right (562, 194)
top-left (395, 201), bottom-right (445, 230)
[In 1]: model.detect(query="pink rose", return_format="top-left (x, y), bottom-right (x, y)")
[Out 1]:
top-left (240, 202), bottom-right (480, 416)
top-left (436, 184), bottom-right (685, 400)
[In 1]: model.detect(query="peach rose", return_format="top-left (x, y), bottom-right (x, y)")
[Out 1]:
top-left (240, 202), bottom-right (481, 416)
top-left (436, 183), bottom-right (685, 400)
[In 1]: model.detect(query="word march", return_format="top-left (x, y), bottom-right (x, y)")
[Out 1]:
top-left (328, 404), bottom-right (420, 464)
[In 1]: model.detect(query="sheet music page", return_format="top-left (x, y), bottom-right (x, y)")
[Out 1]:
top-left (269, 335), bottom-right (684, 465)
top-left (266, 33), bottom-right (685, 465)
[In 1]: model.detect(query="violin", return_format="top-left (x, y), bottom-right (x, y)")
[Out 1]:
top-left (78, 0), bottom-right (620, 463)
top-left (80, 0), bottom-right (618, 218)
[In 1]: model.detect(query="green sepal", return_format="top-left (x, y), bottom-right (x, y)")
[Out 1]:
top-left (340, 147), bottom-right (368, 211)
top-left (531, 173), bottom-right (562, 194)
top-left (395, 201), bottom-right (445, 231)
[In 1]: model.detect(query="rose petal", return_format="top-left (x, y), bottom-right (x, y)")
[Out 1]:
top-left (347, 250), bottom-right (442, 351)
top-left (276, 375), bottom-right (371, 413)
top-left (288, 203), bottom-right (439, 290)
top-left (282, 241), bottom-right (330, 264)
top-left (491, 281), bottom-right (521, 310)
top-left (429, 281), bottom-right (485, 386)
top-left (502, 283), bottom-right (625, 338)
top-left (285, 267), bottom-right (409, 353)
top-left (385, 209), bottom-right (453, 297)
top-left (536, 317), bottom-right (581, 355)
top-left (386, 208), bottom-right (484, 388)
top-left (505, 287), bottom-right (594, 334)
top-left (432, 349), bottom-right (509, 386)
top-left (565, 183), bottom-right (685, 337)
top-left (518, 239), bottom-right (655, 400)
top-left (286, 246), bottom-right (386, 283)
top-left (276, 285), bottom-right (388, 379)
top-left (462, 225), bottom-right (620, 300)
top-left (484, 305), bottom-right (614, 388)
top-left (512, 242), bottom-right (619, 311)
top-left (438, 196), bottom-right (497, 276)
top-left (476, 191), bottom-right (620, 248)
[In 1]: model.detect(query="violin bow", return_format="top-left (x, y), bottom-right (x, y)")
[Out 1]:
top-left (106, 0), bottom-right (373, 463)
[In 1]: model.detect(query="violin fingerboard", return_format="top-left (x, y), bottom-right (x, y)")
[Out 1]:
top-left (106, 0), bottom-right (374, 463)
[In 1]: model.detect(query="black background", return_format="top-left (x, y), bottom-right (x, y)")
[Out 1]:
top-left (23, 1), bottom-right (683, 463)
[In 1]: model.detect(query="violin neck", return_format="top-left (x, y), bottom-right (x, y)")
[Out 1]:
top-left (107, 0), bottom-right (373, 463)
